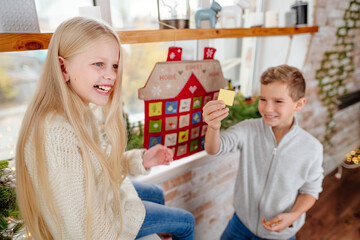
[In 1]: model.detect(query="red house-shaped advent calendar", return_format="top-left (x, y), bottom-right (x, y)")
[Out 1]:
top-left (138, 48), bottom-right (227, 160)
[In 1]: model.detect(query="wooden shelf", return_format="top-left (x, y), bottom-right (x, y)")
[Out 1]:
top-left (0, 26), bottom-right (318, 52)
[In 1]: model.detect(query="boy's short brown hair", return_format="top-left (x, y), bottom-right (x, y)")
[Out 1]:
top-left (260, 64), bottom-right (306, 101)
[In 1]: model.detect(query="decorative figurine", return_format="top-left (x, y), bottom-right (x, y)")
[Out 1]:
top-left (194, 1), bottom-right (222, 28)
top-left (219, 0), bottom-right (250, 28)
top-left (157, 0), bottom-right (190, 29)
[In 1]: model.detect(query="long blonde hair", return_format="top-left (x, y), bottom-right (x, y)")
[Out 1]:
top-left (16, 17), bottom-right (128, 239)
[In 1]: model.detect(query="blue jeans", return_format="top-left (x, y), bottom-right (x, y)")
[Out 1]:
top-left (221, 213), bottom-right (295, 240)
top-left (132, 180), bottom-right (195, 240)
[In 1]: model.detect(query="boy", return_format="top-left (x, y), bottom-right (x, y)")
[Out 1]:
top-left (202, 65), bottom-right (324, 240)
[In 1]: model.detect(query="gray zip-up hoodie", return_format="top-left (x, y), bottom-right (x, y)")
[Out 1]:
top-left (215, 117), bottom-right (323, 239)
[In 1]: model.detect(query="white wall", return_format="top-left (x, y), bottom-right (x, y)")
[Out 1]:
top-left (255, 0), bottom-right (314, 88)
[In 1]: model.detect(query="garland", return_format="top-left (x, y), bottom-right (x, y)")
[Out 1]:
top-left (314, 0), bottom-right (359, 148)
top-left (0, 160), bottom-right (23, 240)
top-left (221, 91), bottom-right (261, 130)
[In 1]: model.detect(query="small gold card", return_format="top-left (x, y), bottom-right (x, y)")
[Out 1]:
top-left (218, 89), bottom-right (235, 106)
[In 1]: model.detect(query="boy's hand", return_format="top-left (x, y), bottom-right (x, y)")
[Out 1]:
top-left (142, 144), bottom-right (174, 169)
top-left (261, 212), bottom-right (297, 233)
top-left (202, 100), bottom-right (229, 131)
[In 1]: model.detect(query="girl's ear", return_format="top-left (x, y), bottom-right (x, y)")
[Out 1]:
top-left (58, 57), bottom-right (70, 82)
top-left (295, 97), bottom-right (306, 111)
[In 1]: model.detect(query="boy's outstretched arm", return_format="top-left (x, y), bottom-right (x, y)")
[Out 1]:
top-left (261, 193), bottom-right (316, 233)
top-left (202, 100), bottom-right (229, 155)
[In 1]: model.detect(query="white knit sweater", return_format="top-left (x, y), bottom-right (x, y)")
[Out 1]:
top-left (24, 114), bottom-right (150, 239)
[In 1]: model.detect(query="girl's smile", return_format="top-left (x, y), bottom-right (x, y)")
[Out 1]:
top-left (94, 84), bottom-right (113, 94)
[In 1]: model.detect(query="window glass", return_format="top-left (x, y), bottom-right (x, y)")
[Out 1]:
top-left (35, 0), bottom-right (93, 31)
top-left (110, 0), bottom-right (158, 30)
top-left (0, 0), bottom-right (258, 160)
top-left (0, 50), bottom-right (46, 160)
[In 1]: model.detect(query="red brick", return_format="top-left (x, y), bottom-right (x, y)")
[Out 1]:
top-left (216, 171), bottom-right (237, 185)
top-left (209, 217), bottom-right (218, 224)
top-left (179, 192), bottom-right (192, 203)
top-left (163, 171), bottom-right (192, 191)
top-left (195, 213), bottom-right (204, 225)
top-left (165, 189), bottom-right (178, 201)
top-left (192, 201), bottom-right (213, 216)
top-left (215, 164), bottom-right (234, 176)
top-left (189, 182), bottom-right (215, 199)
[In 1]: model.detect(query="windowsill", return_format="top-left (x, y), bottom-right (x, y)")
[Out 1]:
top-left (131, 150), bottom-right (218, 184)
top-left (131, 139), bottom-right (356, 184)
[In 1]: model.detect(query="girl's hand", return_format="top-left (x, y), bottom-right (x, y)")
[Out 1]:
top-left (142, 144), bottom-right (174, 169)
top-left (202, 100), bottom-right (229, 131)
top-left (261, 212), bottom-right (297, 233)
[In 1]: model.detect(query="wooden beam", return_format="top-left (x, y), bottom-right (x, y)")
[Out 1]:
top-left (0, 33), bottom-right (52, 52)
top-left (0, 26), bottom-right (318, 52)
top-left (119, 26), bottom-right (319, 44)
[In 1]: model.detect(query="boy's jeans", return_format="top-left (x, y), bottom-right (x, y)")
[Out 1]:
top-left (133, 180), bottom-right (195, 240)
top-left (221, 213), bottom-right (295, 240)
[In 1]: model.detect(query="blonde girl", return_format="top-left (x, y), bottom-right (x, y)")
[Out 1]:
top-left (16, 17), bottom-right (194, 240)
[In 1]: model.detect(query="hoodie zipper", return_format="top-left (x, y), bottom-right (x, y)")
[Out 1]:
top-left (256, 147), bottom-right (277, 235)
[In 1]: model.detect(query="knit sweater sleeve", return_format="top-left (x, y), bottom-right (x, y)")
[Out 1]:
top-left (298, 141), bottom-right (324, 200)
top-left (122, 149), bottom-right (150, 176)
top-left (216, 119), bottom-right (251, 156)
top-left (44, 120), bottom-right (117, 239)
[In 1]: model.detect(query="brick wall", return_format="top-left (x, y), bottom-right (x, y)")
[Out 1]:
top-left (299, 0), bottom-right (360, 173)
top-left (141, 1), bottom-right (360, 239)
top-left (158, 152), bottom-right (239, 240)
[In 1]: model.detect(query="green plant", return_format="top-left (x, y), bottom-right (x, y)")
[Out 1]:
top-left (314, 0), bottom-right (359, 148)
top-left (221, 95), bottom-right (261, 130)
top-left (0, 160), bottom-right (22, 239)
top-left (124, 112), bottom-right (144, 151)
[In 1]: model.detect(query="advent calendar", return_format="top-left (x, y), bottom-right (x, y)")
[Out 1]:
top-left (138, 47), bottom-right (227, 160)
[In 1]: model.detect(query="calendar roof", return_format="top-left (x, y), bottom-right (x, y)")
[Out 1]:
top-left (138, 60), bottom-right (227, 101)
